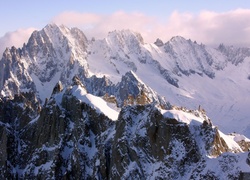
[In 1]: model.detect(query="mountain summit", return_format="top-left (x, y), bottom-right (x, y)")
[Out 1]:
top-left (0, 24), bottom-right (250, 179)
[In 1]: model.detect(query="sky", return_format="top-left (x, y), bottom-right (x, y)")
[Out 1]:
top-left (0, 0), bottom-right (250, 54)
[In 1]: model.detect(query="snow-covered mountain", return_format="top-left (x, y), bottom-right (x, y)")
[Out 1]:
top-left (0, 24), bottom-right (250, 178)
top-left (1, 23), bottom-right (250, 135)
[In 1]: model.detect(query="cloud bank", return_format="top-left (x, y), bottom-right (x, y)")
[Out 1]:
top-left (0, 28), bottom-right (36, 57)
top-left (52, 9), bottom-right (250, 46)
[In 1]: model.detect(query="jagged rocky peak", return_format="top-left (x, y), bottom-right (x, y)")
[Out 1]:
top-left (57, 24), bottom-right (88, 49)
top-left (26, 28), bottom-right (54, 58)
top-left (52, 81), bottom-right (63, 95)
top-left (25, 23), bottom-right (66, 59)
top-left (165, 36), bottom-right (202, 50)
top-left (42, 23), bottom-right (82, 41)
top-left (116, 71), bottom-right (168, 108)
top-left (26, 23), bottom-right (88, 57)
top-left (69, 26), bottom-right (88, 42)
top-left (43, 23), bottom-right (61, 35)
top-left (6, 23), bottom-right (91, 98)
top-left (154, 38), bottom-right (164, 47)
top-left (106, 29), bottom-right (144, 48)
top-left (2, 46), bottom-right (21, 60)
top-left (122, 70), bottom-right (140, 82)
top-left (116, 71), bottom-right (145, 104)
top-left (217, 43), bottom-right (250, 65)
top-left (72, 75), bottom-right (81, 86)
top-left (163, 35), bottom-right (217, 78)
top-left (168, 35), bottom-right (188, 44)
top-left (72, 75), bottom-right (86, 89)
top-left (165, 36), bottom-right (205, 51)
top-left (28, 23), bottom-right (61, 44)
top-left (164, 36), bottom-right (191, 55)
top-left (217, 43), bottom-right (227, 52)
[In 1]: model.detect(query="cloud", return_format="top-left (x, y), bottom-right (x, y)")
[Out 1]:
top-left (52, 9), bottom-right (250, 46)
top-left (52, 11), bottom-right (156, 42)
top-left (164, 9), bottom-right (250, 46)
top-left (0, 28), bottom-right (36, 57)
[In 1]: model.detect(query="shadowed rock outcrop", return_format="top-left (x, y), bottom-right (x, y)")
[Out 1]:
top-left (0, 83), bottom-right (249, 179)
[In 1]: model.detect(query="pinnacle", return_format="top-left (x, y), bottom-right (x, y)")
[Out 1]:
top-left (52, 81), bottom-right (63, 95)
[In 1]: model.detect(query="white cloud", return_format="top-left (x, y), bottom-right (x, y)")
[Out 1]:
top-left (0, 28), bottom-right (36, 57)
top-left (163, 9), bottom-right (250, 46)
top-left (52, 9), bottom-right (250, 46)
top-left (52, 11), bottom-right (156, 42)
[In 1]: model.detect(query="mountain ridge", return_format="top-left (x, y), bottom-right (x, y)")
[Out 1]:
top-left (0, 23), bottom-right (250, 178)
top-left (0, 23), bottom-right (250, 136)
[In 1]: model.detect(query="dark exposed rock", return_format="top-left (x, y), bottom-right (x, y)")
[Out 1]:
top-left (116, 71), bottom-right (170, 108)
top-left (102, 93), bottom-right (118, 106)
top-left (0, 87), bottom-right (248, 179)
top-left (72, 75), bottom-right (85, 89)
top-left (83, 75), bottom-right (115, 97)
top-left (239, 172), bottom-right (250, 180)
top-left (52, 81), bottom-right (63, 95)
top-left (0, 92), bottom-right (41, 179)
top-left (0, 92), bottom-right (41, 129)
top-left (237, 140), bottom-right (250, 152)
top-left (154, 38), bottom-right (164, 47)
top-left (247, 152), bottom-right (250, 166)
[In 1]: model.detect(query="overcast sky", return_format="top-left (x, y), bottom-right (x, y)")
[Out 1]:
top-left (0, 0), bottom-right (250, 55)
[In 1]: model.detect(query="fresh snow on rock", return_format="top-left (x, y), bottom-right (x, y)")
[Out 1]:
top-left (202, 152), bottom-right (250, 178)
top-left (218, 130), bottom-right (243, 152)
top-left (232, 133), bottom-right (250, 142)
top-left (160, 107), bottom-right (245, 154)
top-left (161, 109), bottom-right (203, 125)
top-left (71, 85), bottom-right (119, 120)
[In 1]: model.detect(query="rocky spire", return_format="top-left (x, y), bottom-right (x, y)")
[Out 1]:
top-left (154, 38), bottom-right (164, 47)
top-left (52, 81), bottom-right (63, 95)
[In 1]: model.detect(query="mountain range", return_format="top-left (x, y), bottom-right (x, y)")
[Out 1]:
top-left (0, 24), bottom-right (250, 179)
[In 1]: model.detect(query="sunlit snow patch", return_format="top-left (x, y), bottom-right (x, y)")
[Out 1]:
top-left (71, 85), bottom-right (119, 120)
top-left (160, 109), bottom-right (203, 126)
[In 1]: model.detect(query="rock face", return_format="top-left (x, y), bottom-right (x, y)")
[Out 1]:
top-left (0, 46), bottom-right (36, 97)
top-left (0, 92), bottom-right (41, 178)
top-left (110, 105), bottom-right (202, 179)
top-left (217, 43), bottom-right (250, 65)
top-left (0, 81), bottom-right (249, 179)
top-left (115, 71), bottom-right (169, 108)
top-left (154, 38), bottom-right (164, 47)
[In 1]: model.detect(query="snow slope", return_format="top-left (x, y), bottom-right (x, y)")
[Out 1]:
top-left (71, 85), bottom-right (119, 120)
